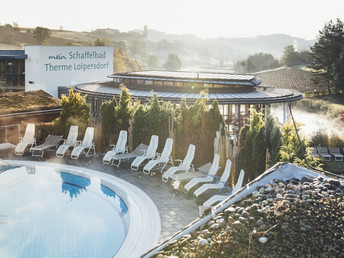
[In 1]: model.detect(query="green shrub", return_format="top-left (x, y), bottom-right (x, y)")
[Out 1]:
top-left (53, 89), bottom-right (91, 138)
top-left (237, 110), bottom-right (266, 181)
top-left (101, 86), bottom-right (137, 150)
top-left (309, 129), bottom-right (329, 147)
top-left (329, 133), bottom-right (344, 149)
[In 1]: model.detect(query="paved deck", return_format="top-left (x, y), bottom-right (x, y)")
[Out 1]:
top-left (1, 151), bottom-right (199, 243)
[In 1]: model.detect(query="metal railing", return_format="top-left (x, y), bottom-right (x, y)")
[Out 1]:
top-left (0, 124), bottom-right (20, 144)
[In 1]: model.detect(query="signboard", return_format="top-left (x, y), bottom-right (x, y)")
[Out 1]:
top-left (25, 46), bottom-right (113, 97)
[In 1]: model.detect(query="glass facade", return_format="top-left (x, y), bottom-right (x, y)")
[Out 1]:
top-left (0, 50), bottom-right (26, 89)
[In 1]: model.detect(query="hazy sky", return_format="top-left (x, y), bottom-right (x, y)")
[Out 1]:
top-left (2, 0), bottom-right (344, 40)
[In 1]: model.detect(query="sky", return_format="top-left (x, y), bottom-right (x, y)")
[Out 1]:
top-left (2, 0), bottom-right (344, 40)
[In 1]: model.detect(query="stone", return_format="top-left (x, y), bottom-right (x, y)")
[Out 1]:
top-left (227, 216), bottom-right (234, 225)
top-left (225, 206), bottom-right (236, 213)
top-left (232, 220), bottom-right (245, 230)
top-left (252, 191), bottom-right (259, 197)
top-left (198, 238), bottom-right (208, 246)
top-left (259, 236), bottom-right (268, 243)
top-left (329, 179), bottom-right (340, 187)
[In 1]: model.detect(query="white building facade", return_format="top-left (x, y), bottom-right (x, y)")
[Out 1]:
top-left (25, 46), bottom-right (113, 97)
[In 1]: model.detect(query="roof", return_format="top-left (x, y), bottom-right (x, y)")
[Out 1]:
top-left (0, 50), bottom-right (27, 60)
top-left (109, 70), bottom-right (261, 87)
top-left (74, 81), bottom-right (303, 105)
top-left (0, 90), bottom-right (61, 115)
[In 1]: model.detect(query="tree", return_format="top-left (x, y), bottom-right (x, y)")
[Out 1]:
top-left (331, 46), bottom-right (344, 91)
top-left (234, 53), bottom-right (279, 73)
top-left (129, 39), bottom-right (147, 57)
top-left (53, 89), bottom-right (90, 137)
top-left (281, 45), bottom-right (299, 66)
top-left (33, 26), bottom-right (51, 45)
top-left (146, 54), bottom-right (160, 70)
top-left (164, 53), bottom-right (182, 71)
top-left (236, 110), bottom-right (266, 181)
top-left (310, 19), bottom-right (344, 93)
top-left (101, 86), bottom-right (137, 148)
top-left (282, 45), bottom-right (313, 67)
top-left (113, 47), bottom-right (142, 72)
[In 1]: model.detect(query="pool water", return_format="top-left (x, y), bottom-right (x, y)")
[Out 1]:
top-left (0, 165), bottom-right (129, 258)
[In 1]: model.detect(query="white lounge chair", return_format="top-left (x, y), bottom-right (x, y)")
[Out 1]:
top-left (30, 135), bottom-right (63, 158)
top-left (329, 147), bottom-right (343, 161)
top-left (14, 123), bottom-right (36, 155)
top-left (162, 144), bottom-right (195, 183)
top-left (103, 130), bottom-right (128, 164)
top-left (71, 127), bottom-right (96, 159)
top-left (183, 153), bottom-right (220, 196)
top-left (56, 125), bottom-right (78, 158)
top-left (317, 147), bottom-right (331, 161)
top-left (202, 169), bottom-right (245, 208)
top-left (193, 159), bottom-right (232, 201)
top-left (310, 147), bottom-right (319, 158)
top-left (131, 135), bottom-right (159, 170)
top-left (143, 138), bottom-right (174, 175)
top-left (111, 143), bottom-right (148, 167)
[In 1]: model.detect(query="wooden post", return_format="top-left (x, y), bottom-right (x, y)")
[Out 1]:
top-left (128, 119), bottom-right (133, 152)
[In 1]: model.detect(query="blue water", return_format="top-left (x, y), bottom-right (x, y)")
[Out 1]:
top-left (0, 165), bottom-right (129, 258)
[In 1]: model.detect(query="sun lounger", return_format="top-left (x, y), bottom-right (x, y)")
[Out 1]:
top-left (103, 130), bottom-right (128, 164)
top-left (14, 123), bottom-right (36, 155)
top-left (193, 159), bottom-right (232, 201)
top-left (183, 153), bottom-right (220, 196)
top-left (71, 127), bottom-right (96, 159)
top-left (311, 147), bottom-right (319, 158)
top-left (111, 143), bottom-right (148, 167)
top-left (30, 135), bottom-right (63, 158)
top-left (329, 147), bottom-right (343, 161)
top-left (143, 138), bottom-right (174, 175)
top-left (131, 135), bottom-right (159, 170)
top-left (162, 144), bottom-right (195, 183)
top-left (317, 147), bottom-right (331, 161)
top-left (201, 169), bottom-right (245, 208)
top-left (56, 125), bottom-right (78, 158)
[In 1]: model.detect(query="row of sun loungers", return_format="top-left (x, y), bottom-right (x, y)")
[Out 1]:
top-left (313, 146), bottom-right (344, 161)
top-left (14, 124), bottom-right (244, 208)
top-left (103, 132), bottom-right (245, 208)
top-left (14, 124), bottom-right (96, 159)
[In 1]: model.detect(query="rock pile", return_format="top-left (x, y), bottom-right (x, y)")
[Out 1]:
top-left (154, 175), bottom-right (344, 257)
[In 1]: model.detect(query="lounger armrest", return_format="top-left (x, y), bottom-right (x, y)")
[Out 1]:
top-left (190, 164), bottom-right (195, 172)
top-left (74, 140), bottom-right (82, 146)
top-left (110, 144), bottom-right (117, 149)
top-left (155, 152), bottom-right (161, 159)
top-left (19, 136), bottom-right (23, 143)
top-left (175, 159), bottom-right (183, 166)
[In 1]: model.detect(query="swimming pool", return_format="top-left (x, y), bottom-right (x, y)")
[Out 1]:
top-left (0, 161), bottom-right (161, 257)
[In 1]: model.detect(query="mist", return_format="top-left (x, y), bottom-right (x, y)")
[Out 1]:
top-left (271, 104), bottom-right (344, 139)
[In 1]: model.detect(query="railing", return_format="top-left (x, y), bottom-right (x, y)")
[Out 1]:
top-left (0, 124), bottom-right (20, 144)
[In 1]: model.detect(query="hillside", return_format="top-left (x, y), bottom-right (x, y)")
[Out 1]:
top-left (0, 26), bottom-right (315, 70)
top-left (255, 67), bottom-right (327, 93)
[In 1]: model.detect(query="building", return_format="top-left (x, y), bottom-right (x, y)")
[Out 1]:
top-left (0, 46), bottom-right (114, 97)
top-left (0, 50), bottom-right (26, 91)
top-left (73, 70), bottom-right (303, 133)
